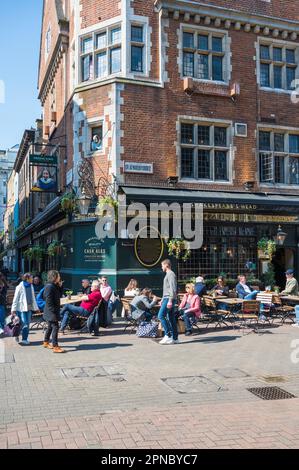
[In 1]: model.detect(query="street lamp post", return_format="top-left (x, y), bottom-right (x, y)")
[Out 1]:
top-left (275, 225), bottom-right (287, 246)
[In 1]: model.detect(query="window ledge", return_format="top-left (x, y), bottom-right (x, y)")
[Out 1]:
top-left (179, 178), bottom-right (232, 185)
top-left (259, 86), bottom-right (295, 95)
top-left (183, 77), bottom-right (239, 98)
top-left (260, 183), bottom-right (299, 189)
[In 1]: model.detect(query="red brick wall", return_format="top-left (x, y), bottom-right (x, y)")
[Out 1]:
top-left (79, 0), bottom-right (121, 28)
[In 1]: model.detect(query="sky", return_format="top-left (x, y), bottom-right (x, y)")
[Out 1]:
top-left (0, 0), bottom-right (43, 150)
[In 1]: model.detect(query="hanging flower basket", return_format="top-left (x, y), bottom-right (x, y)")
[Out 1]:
top-left (167, 238), bottom-right (191, 262)
top-left (96, 196), bottom-right (119, 221)
top-left (24, 246), bottom-right (45, 262)
top-left (60, 192), bottom-right (77, 214)
top-left (47, 241), bottom-right (67, 257)
top-left (257, 238), bottom-right (277, 261)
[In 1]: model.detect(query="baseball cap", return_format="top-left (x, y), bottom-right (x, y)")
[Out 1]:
top-left (285, 269), bottom-right (294, 275)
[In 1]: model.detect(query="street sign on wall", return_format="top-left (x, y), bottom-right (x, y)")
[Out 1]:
top-left (124, 162), bottom-right (153, 174)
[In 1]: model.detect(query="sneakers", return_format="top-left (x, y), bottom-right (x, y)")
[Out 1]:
top-left (53, 346), bottom-right (65, 353)
top-left (185, 330), bottom-right (192, 336)
top-left (19, 340), bottom-right (30, 346)
top-left (43, 342), bottom-right (53, 349)
top-left (159, 335), bottom-right (172, 344)
top-left (172, 338), bottom-right (180, 344)
top-left (0, 328), bottom-right (4, 336)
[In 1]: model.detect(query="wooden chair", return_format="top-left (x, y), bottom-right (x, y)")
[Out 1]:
top-left (121, 298), bottom-right (138, 333)
top-left (236, 300), bottom-right (261, 333)
top-left (272, 295), bottom-right (295, 324)
top-left (31, 311), bottom-right (47, 331)
top-left (202, 297), bottom-right (230, 329)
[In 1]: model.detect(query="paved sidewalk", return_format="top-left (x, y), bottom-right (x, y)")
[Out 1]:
top-left (1, 321), bottom-right (299, 449)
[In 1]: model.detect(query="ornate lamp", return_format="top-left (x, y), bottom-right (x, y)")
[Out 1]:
top-left (77, 190), bottom-right (92, 216)
top-left (275, 225), bottom-right (287, 246)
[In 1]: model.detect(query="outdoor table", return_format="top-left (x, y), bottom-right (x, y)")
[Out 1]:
top-left (214, 298), bottom-right (246, 323)
top-left (60, 295), bottom-right (82, 306)
top-left (280, 295), bottom-right (299, 304)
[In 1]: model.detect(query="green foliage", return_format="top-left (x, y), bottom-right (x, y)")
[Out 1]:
top-left (96, 196), bottom-right (119, 220)
top-left (60, 192), bottom-right (77, 214)
top-left (167, 239), bottom-right (191, 262)
top-left (261, 263), bottom-right (276, 289)
top-left (24, 246), bottom-right (45, 262)
top-left (47, 241), bottom-right (67, 257)
top-left (257, 237), bottom-right (277, 261)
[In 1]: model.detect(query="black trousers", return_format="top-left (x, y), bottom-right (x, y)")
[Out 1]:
top-left (44, 321), bottom-right (59, 347)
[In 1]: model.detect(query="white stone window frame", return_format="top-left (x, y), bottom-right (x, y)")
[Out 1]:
top-left (128, 19), bottom-right (151, 78)
top-left (256, 37), bottom-right (299, 94)
top-left (85, 117), bottom-right (106, 157)
top-left (45, 24), bottom-right (51, 61)
top-left (179, 24), bottom-right (231, 85)
top-left (78, 23), bottom-right (123, 85)
top-left (177, 116), bottom-right (234, 184)
top-left (258, 124), bottom-right (299, 188)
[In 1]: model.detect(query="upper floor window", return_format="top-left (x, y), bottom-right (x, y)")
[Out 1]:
top-left (131, 25), bottom-right (144, 73)
top-left (46, 26), bottom-right (51, 58)
top-left (180, 121), bottom-right (231, 182)
top-left (259, 129), bottom-right (299, 185)
top-left (80, 26), bottom-right (122, 83)
top-left (182, 30), bottom-right (227, 82)
top-left (259, 42), bottom-right (298, 90)
top-left (90, 125), bottom-right (103, 152)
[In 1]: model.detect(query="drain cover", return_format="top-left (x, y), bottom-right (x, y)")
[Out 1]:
top-left (247, 386), bottom-right (296, 400)
top-left (162, 375), bottom-right (225, 394)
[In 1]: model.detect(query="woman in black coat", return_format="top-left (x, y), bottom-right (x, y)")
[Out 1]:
top-left (43, 270), bottom-right (65, 353)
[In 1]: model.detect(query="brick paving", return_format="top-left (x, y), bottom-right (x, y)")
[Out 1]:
top-left (1, 321), bottom-right (299, 449)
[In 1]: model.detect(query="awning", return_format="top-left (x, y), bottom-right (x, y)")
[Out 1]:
top-left (121, 186), bottom-right (299, 208)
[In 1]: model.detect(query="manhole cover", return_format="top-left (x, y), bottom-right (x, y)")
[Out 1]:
top-left (214, 368), bottom-right (250, 379)
top-left (60, 365), bottom-right (126, 379)
top-left (247, 386), bottom-right (296, 400)
top-left (262, 375), bottom-right (287, 383)
top-left (162, 376), bottom-right (225, 394)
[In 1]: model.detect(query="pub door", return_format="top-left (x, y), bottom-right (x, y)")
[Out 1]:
top-left (272, 247), bottom-right (295, 289)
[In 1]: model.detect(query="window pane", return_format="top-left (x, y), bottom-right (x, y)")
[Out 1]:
top-left (212, 37), bottom-right (223, 52)
top-left (274, 133), bottom-right (285, 152)
top-left (198, 150), bottom-right (210, 179)
top-left (81, 55), bottom-right (92, 81)
top-left (260, 45), bottom-right (270, 60)
top-left (198, 54), bottom-right (208, 79)
top-left (96, 51), bottom-right (107, 78)
top-left (183, 52), bottom-right (194, 76)
top-left (131, 25), bottom-right (143, 43)
top-left (131, 45), bottom-right (143, 72)
top-left (82, 37), bottom-right (93, 54)
top-left (289, 134), bottom-right (299, 153)
top-left (286, 67), bottom-right (296, 90)
top-left (96, 32), bottom-right (106, 50)
top-left (259, 131), bottom-right (271, 150)
top-left (212, 56), bottom-right (223, 81)
top-left (215, 151), bottom-right (228, 180)
top-left (273, 47), bottom-right (282, 62)
top-left (91, 126), bottom-right (103, 151)
top-left (181, 123), bottom-right (194, 144)
top-left (286, 49), bottom-right (295, 64)
top-left (274, 65), bottom-right (282, 89)
top-left (260, 63), bottom-right (270, 87)
top-left (198, 35), bottom-right (208, 50)
top-left (181, 148), bottom-right (194, 178)
top-left (111, 27), bottom-right (121, 45)
top-left (290, 158), bottom-right (299, 184)
top-left (110, 47), bottom-right (121, 73)
top-left (214, 127), bottom-right (227, 147)
top-left (198, 126), bottom-right (210, 145)
top-left (183, 32), bottom-right (194, 48)
top-left (260, 153), bottom-right (273, 182)
top-left (274, 156), bottom-right (285, 183)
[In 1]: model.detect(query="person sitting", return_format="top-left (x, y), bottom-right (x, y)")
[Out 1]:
top-left (236, 275), bottom-right (259, 300)
top-left (33, 275), bottom-right (43, 295)
top-left (130, 288), bottom-right (158, 322)
top-left (211, 276), bottom-right (230, 297)
top-left (60, 280), bottom-right (102, 333)
top-left (81, 279), bottom-right (91, 295)
top-left (124, 279), bottom-right (140, 297)
top-left (194, 276), bottom-right (207, 297)
top-left (281, 269), bottom-right (299, 296)
top-left (178, 283), bottom-right (201, 336)
top-left (99, 277), bottom-right (112, 302)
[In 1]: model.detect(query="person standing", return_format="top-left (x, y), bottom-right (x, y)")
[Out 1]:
top-left (0, 273), bottom-right (9, 335)
top-left (281, 269), bottom-right (299, 296)
top-left (43, 270), bottom-right (65, 353)
top-left (11, 273), bottom-right (39, 345)
top-left (158, 259), bottom-right (179, 345)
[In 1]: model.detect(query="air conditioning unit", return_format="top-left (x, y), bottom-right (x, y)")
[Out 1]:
top-left (235, 123), bottom-right (248, 137)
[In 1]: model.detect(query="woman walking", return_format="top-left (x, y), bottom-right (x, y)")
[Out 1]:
top-left (43, 270), bottom-right (65, 353)
top-left (0, 273), bottom-right (9, 335)
top-left (11, 273), bottom-right (38, 345)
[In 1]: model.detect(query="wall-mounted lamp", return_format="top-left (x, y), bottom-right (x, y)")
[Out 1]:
top-left (244, 181), bottom-right (255, 191)
top-left (167, 176), bottom-right (178, 187)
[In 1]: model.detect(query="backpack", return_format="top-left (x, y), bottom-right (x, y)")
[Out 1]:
top-left (36, 288), bottom-right (46, 311)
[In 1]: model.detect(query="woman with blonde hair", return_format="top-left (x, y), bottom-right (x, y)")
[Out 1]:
top-left (124, 278), bottom-right (140, 297)
top-left (178, 283), bottom-right (201, 336)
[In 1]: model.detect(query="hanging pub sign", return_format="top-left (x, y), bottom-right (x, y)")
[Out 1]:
top-left (29, 154), bottom-right (58, 193)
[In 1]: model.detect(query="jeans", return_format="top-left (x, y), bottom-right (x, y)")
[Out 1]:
top-left (158, 298), bottom-right (178, 341)
top-left (0, 305), bottom-right (5, 329)
top-left (18, 311), bottom-right (32, 341)
top-left (45, 321), bottom-right (59, 347)
top-left (181, 310), bottom-right (196, 333)
top-left (244, 290), bottom-right (259, 300)
top-left (60, 305), bottom-right (90, 331)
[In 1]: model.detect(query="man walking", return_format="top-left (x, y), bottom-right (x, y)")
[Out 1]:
top-left (158, 259), bottom-right (179, 345)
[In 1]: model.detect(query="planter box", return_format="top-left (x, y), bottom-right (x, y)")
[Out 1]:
top-left (258, 249), bottom-right (270, 259)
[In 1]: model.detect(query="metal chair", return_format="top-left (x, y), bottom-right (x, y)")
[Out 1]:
top-left (121, 298), bottom-right (138, 333)
top-left (31, 312), bottom-right (47, 331)
top-left (235, 300), bottom-right (261, 333)
top-left (202, 297), bottom-right (230, 329)
top-left (271, 295), bottom-right (295, 324)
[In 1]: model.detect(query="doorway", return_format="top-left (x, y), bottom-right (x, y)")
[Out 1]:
top-left (272, 247), bottom-right (295, 289)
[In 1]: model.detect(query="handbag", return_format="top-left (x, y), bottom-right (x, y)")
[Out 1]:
top-left (136, 320), bottom-right (159, 338)
top-left (4, 316), bottom-right (21, 338)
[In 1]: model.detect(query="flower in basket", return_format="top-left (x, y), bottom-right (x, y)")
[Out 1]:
top-left (167, 238), bottom-right (191, 262)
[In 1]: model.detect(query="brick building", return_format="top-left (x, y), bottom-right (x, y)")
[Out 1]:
top-left (28, 0), bottom-right (299, 291)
